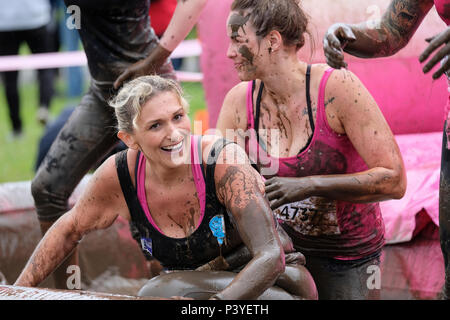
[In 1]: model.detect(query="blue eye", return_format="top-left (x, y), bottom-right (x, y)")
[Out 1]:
top-left (149, 123), bottom-right (160, 130)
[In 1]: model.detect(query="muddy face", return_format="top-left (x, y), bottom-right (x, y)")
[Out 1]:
top-left (228, 13), bottom-right (250, 40)
top-left (227, 12), bottom-right (260, 80)
top-left (238, 45), bottom-right (254, 65)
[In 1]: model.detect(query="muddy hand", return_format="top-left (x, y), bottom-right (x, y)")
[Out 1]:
top-left (265, 177), bottom-right (312, 210)
top-left (323, 23), bottom-right (356, 69)
top-left (419, 27), bottom-right (450, 80)
top-left (113, 44), bottom-right (172, 89)
top-left (285, 252), bottom-right (306, 266)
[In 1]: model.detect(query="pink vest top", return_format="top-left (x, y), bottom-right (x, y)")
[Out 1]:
top-left (245, 68), bottom-right (384, 260)
top-left (435, 0), bottom-right (450, 25)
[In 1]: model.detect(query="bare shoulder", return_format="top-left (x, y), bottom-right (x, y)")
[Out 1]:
top-left (324, 68), bottom-right (367, 105)
top-left (226, 81), bottom-right (249, 101)
top-left (217, 81), bottom-right (250, 133)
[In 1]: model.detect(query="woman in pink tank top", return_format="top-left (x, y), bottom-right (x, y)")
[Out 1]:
top-left (217, 0), bottom-right (407, 300)
top-left (324, 0), bottom-right (450, 300)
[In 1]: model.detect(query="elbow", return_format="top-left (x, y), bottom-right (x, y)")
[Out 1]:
top-left (386, 167), bottom-right (407, 200)
top-left (262, 247), bottom-right (286, 281)
top-left (392, 172), bottom-right (407, 200)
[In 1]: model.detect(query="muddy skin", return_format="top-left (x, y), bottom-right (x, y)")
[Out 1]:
top-left (334, 0), bottom-right (432, 59)
top-left (387, 0), bottom-right (422, 37)
top-left (216, 156), bottom-right (264, 211)
top-left (238, 45), bottom-right (254, 65)
top-left (138, 271), bottom-right (296, 300)
top-left (213, 155), bottom-right (287, 299)
top-left (228, 13), bottom-right (250, 40)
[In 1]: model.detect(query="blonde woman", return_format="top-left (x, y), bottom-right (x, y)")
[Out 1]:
top-left (16, 75), bottom-right (317, 300)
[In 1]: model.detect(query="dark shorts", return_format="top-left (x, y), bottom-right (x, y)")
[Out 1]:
top-left (303, 251), bottom-right (381, 300)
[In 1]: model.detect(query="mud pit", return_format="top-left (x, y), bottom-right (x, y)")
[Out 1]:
top-left (0, 177), bottom-right (445, 300)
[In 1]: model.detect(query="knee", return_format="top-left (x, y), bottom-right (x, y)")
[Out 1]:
top-left (276, 265), bottom-right (318, 300)
top-left (31, 174), bottom-right (69, 221)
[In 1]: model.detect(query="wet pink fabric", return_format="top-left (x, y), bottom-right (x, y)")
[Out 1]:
top-left (245, 68), bottom-right (384, 260)
top-left (136, 135), bottom-right (206, 235)
top-left (380, 131), bottom-right (441, 244)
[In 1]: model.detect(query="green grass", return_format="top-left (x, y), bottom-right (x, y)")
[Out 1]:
top-left (0, 79), bottom-right (206, 183)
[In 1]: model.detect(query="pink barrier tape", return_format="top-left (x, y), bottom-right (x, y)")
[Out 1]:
top-left (0, 39), bottom-right (202, 77)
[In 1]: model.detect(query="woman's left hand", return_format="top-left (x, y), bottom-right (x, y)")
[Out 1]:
top-left (265, 177), bottom-right (312, 210)
top-left (419, 26), bottom-right (450, 79)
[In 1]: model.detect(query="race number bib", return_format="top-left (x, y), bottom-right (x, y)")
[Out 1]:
top-left (274, 197), bottom-right (341, 236)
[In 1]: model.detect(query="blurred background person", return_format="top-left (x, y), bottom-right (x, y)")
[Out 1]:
top-left (149, 0), bottom-right (183, 70)
top-left (0, 0), bottom-right (56, 136)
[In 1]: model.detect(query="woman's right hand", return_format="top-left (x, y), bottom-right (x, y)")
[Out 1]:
top-left (323, 23), bottom-right (356, 69)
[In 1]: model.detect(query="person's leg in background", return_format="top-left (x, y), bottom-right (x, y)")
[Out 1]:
top-left (2, 71), bottom-right (22, 136)
top-left (24, 25), bottom-right (55, 125)
top-left (303, 252), bottom-right (381, 300)
top-left (31, 89), bottom-right (119, 289)
top-left (440, 121), bottom-right (450, 299)
top-left (0, 30), bottom-right (22, 137)
top-left (60, 2), bottom-right (84, 98)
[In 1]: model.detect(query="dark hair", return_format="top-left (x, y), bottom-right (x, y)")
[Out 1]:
top-left (231, 0), bottom-right (310, 51)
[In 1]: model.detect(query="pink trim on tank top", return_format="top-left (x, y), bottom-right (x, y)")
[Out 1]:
top-left (136, 135), bottom-right (206, 236)
top-left (245, 68), bottom-right (336, 162)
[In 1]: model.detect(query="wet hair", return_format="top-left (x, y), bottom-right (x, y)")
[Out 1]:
top-left (230, 0), bottom-right (311, 51)
top-left (110, 75), bottom-right (189, 133)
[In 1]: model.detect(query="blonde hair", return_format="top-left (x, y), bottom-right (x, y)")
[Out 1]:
top-left (110, 75), bottom-right (189, 133)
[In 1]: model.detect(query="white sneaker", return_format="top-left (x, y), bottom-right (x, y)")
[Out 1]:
top-left (37, 107), bottom-right (49, 125)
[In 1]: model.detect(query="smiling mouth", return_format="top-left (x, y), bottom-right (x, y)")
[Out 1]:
top-left (161, 140), bottom-right (183, 153)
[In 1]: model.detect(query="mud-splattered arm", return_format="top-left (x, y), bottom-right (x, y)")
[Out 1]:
top-left (266, 68), bottom-right (407, 208)
top-left (323, 0), bottom-right (434, 69)
top-left (14, 157), bottom-right (123, 287)
top-left (211, 143), bottom-right (285, 300)
top-left (114, 0), bottom-right (208, 89)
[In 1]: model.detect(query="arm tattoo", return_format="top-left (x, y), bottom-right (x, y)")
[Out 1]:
top-left (383, 0), bottom-right (429, 44)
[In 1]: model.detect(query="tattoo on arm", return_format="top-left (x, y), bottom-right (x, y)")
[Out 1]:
top-left (347, 0), bottom-right (433, 57)
top-left (382, 0), bottom-right (432, 48)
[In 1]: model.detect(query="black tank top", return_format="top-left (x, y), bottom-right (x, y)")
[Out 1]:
top-left (115, 138), bottom-right (242, 270)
